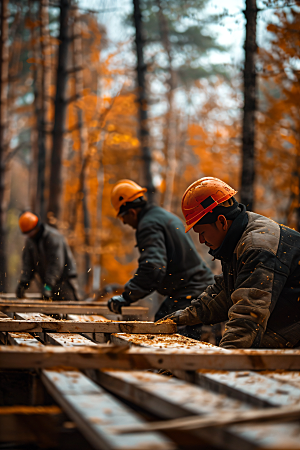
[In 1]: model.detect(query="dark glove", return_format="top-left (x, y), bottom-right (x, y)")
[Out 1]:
top-left (42, 284), bottom-right (53, 300)
top-left (158, 308), bottom-right (201, 326)
top-left (107, 295), bottom-right (131, 314)
top-left (16, 282), bottom-right (28, 299)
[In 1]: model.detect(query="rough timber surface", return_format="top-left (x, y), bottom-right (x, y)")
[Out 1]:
top-left (110, 333), bottom-right (219, 349)
top-left (1, 346), bottom-right (300, 370)
top-left (0, 301), bottom-right (148, 315)
top-left (196, 370), bottom-right (300, 407)
top-left (0, 317), bottom-right (176, 334)
top-left (3, 330), bottom-right (173, 450)
top-left (41, 369), bottom-right (173, 450)
top-left (97, 370), bottom-right (300, 450)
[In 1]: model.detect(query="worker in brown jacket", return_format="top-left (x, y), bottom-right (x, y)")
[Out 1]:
top-left (164, 177), bottom-right (300, 349)
top-left (16, 212), bottom-right (80, 301)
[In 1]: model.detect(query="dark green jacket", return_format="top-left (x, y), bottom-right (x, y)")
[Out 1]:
top-left (183, 205), bottom-right (300, 348)
top-left (124, 204), bottom-right (214, 302)
top-left (20, 224), bottom-right (77, 288)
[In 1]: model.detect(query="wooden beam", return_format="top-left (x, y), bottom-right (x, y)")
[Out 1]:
top-left (110, 333), bottom-right (219, 349)
top-left (0, 302), bottom-right (149, 319)
top-left (195, 370), bottom-right (300, 408)
top-left (45, 332), bottom-right (97, 347)
top-left (111, 403), bottom-right (300, 434)
top-left (0, 405), bottom-right (63, 444)
top-left (1, 346), bottom-right (300, 370)
top-left (5, 327), bottom-right (173, 449)
top-left (0, 318), bottom-right (176, 334)
top-left (96, 370), bottom-right (300, 450)
top-left (41, 369), bottom-right (173, 450)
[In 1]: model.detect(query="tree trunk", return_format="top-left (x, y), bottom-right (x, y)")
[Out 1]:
top-left (157, 1), bottom-right (177, 211)
top-left (36, 0), bottom-right (51, 221)
top-left (71, 9), bottom-right (91, 292)
top-left (0, 0), bottom-right (9, 292)
top-left (240, 0), bottom-right (257, 210)
top-left (48, 0), bottom-right (71, 221)
top-left (132, 0), bottom-right (155, 202)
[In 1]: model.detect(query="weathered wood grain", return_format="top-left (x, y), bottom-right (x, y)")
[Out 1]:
top-left (45, 332), bottom-right (97, 347)
top-left (196, 370), bottom-right (300, 407)
top-left (41, 369), bottom-right (173, 450)
top-left (1, 346), bottom-right (300, 370)
top-left (97, 370), bottom-right (300, 450)
top-left (0, 318), bottom-right (176, 334)
top-left (110, 333), bottom-right (219, 350)
top-left (0, 302), bottom-right (149, 318)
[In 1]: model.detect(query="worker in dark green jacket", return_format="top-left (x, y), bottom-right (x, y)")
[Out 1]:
top-left (16, 211), bottom-right (80, 301)
top-left (164, 177), bottom-right (300, 349)
top-left (107, 180), bottom-right (214, 339)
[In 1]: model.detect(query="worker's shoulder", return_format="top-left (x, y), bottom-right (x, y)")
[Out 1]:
top-left (236, 211), bottom-right (281, 258)
top-left (43, 224), bottom-right (65, 241)
top-left (140, 205), bottom-right (182, 226)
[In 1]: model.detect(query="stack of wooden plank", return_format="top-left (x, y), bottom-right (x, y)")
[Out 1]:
top-left (1, 295), bottom-right (300, 450)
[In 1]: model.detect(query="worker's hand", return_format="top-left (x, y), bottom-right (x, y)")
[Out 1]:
top-left (107, 295), bottom-right (131, 314)
top-left (158, 309), bottom-right (191, 326)
top-left (16, 282), bottom-right (28, 299)
top-left (42, 284), bottom-right (53, 300)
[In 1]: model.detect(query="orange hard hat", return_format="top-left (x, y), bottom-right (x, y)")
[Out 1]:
top-left (19, 212), bottom-right (39, 233)
top-left (111, 179), bottom-right (147, 215)
top-left (182, 177), bottom-right (238, 232)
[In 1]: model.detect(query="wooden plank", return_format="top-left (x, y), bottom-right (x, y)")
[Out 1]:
top-left (0, 318), bottom-right (176, 334)
top-left (110, 333), bottom-right (219, 350)
top-left (0, 405), bottom-right (62, 444)
top-left (97, 370), bottom-right (300, 450)
top-left (45, 333), bottom-right (97, 347)
top-left (41, 369), bottom-right (173, 450)
top-left (7, 331), bottom-right (44, 347)
top-left (261, 371), bottom-right (300, 389)
top-left (111, 404), bottom-right (300, 434)
top-left (6, 322), bottom-right (173, 449)
top-left (1, 346), bottom-right (300, 370)
top-left (0, 302), bottom-right (149, 318)
top-left (195, 370), bottom-right (300, 407)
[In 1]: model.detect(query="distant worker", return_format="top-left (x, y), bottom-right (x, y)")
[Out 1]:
top-left (164, 177), bottom-right (300, 348)
top-left (16, 211), bottom-right (80, 301)
top-left (107, 180), bottom-right (214, 339)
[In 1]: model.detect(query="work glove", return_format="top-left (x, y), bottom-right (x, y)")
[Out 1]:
top-left (158, 307), bottom-right (201, 326)
top-left (16, 282), bottom-right (29, 299)
top-left (42, 284), bottom-right (53, 300)
top-left (107, 295), bottom-right (131, 314)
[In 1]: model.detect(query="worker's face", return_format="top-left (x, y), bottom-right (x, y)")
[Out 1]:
top-left (193, 215), bottom-right (231, 250)
top-left (119, 209), bottom-right (139, 229)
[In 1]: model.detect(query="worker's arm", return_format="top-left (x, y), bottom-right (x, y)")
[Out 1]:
top-left (218, 249), bottom-right (288, 349)
top-left (162, 274), bottom-right (229, 325)
top-left (123, 223), bottom-right (168, 302)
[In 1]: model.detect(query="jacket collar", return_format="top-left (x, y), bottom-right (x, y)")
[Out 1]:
top-left (137, 203), bottom-right (155, 223)
top-left (209, 204), bottom-right (248, 263)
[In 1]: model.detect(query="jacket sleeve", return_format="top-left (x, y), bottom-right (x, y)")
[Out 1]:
top-left (123, 224), bottom-right (168, 302)
top-left (180, 274), bottom-right (230, 325)
top-left (219, 249), bottom-right (288, 349)
top-left (43, 234), bottom-right (65, 287)
top-left (20, 241), bottom-right (35, 286)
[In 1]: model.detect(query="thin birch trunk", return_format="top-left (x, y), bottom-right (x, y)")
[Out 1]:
top-left (133, 0), bottom-right (155, 202)
top-left (240, 0), bottom-right (257, 210)
top-left (48, 0), bottom-right (71, 220)
top-left (0, 0), bottom-right (9, 291)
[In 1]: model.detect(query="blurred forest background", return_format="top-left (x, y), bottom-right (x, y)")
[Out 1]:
top-left (0, 0), bottom-right (299, 297)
